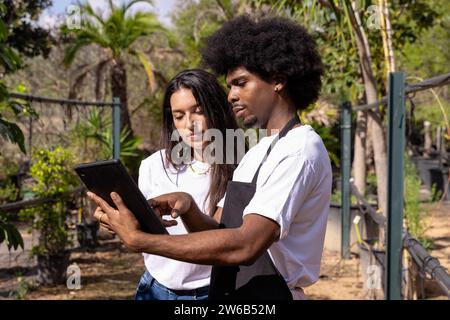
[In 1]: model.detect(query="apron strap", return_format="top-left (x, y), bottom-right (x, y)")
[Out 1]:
top-left (251, 115), bottom-right (300, 185)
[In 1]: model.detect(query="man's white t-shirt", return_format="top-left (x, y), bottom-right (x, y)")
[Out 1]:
top-left (138, 150), bottom-right (212, 290)
top-left (217, 125), bottom-right (332, 288)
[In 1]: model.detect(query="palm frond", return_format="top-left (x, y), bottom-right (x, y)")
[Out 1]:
top-left (63, 39), bottom-right (91, 66)
top-left (125, 0), bottom-right (154, 13)
top-left (135, 50), bottom-right (157, 94)
top-left (80, 1), bottom-right (106, 27)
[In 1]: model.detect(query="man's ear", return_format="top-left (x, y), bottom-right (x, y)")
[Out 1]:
top-left (272, 74), bottom-right (287, 92)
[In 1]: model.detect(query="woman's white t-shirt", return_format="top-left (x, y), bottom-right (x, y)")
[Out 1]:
top-left (138, 150), bottom-right (212, 290)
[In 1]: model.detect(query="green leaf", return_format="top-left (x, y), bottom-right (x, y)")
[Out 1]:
top-left (0, 116), bottom-right (26, 154)
top-left (9, 225), bottom-right (24, 250)
top-left (0, 222), bottom-right (23, 251)
top-left (135, 50), bottom-right (157, 94)
top-left (0, 82), bottom-right (9, 101)
top-left (125, 0), bottom-right (154, 12)
top-left (0, 46), bottom-right (22, 72)
top-left (0, 19), bottom-right (7, 41)
top-left (63, 39), bottom-right (92, 66)
top-left (7, 100), bottom-right (24, 115)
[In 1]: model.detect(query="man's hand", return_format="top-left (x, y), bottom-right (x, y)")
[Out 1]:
top-left (88, 191), bottom-right (141, 250)
top-left (93, 206), bottom-right (116, 236)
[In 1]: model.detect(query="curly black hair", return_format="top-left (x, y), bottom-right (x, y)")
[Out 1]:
top-left (201, 16), bottom-right (323, 111)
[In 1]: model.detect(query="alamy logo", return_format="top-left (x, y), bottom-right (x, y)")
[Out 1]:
top-left (66, 5), bottom-right (81, 30)
top-left (66, 264), bottom-right (81, 290)
top-left (366, 264), bottom-right (382, 289)
top-left (366, 5), bottom-right (381, 30)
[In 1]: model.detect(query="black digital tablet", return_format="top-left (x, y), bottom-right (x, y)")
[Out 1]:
top-left (74, 159), bottom-right (168, 235)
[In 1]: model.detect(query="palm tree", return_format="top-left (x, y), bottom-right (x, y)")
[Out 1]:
top-left (63, 0), bottom-right (171, 135)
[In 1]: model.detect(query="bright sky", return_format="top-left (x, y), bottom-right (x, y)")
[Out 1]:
top-left (39, 0), bottom-right (177, 29)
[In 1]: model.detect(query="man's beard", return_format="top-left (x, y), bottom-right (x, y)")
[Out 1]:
top-left (243, 115), bottom-right (258, 128)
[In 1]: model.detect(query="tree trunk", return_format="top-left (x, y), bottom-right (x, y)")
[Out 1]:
top-left (382, 0), bottom-right (396, 72)
top-left (348, 2), bottom-right (388, 219)
top-left (353, 110), bottom-right (367, 196)
top-left (111, 58), bottom-right (133, 135)
top-left (368, 112), bottom-right (388, 217)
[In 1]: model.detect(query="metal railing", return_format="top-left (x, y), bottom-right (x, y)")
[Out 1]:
top-left (350, 180), bottom-right (450, 298)
top-left (340, 71), bottom-right (450, 299)
top-left (9, 93), bottom-right (121, 160)
top-left (0, 187), bottom-right (84, 214)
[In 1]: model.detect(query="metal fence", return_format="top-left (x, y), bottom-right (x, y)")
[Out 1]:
top-left (0, 94), bottom-right (122, 241)
top-left (340, 71), bottom-right (450, 299)
top-left (8, 93), bottom-right (122, 160)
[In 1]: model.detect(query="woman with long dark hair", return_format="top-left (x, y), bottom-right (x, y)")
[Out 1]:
top-left (135, 69), bottom-right (238, 300)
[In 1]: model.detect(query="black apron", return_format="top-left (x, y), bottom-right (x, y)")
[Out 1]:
top-left (208, 116), bottom-right (300, 300)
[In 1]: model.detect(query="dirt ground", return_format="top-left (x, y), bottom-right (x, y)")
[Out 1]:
top-left (305, 201), bottom-right (450, 300)
top-left (0, 202), bottom-right (448, 300)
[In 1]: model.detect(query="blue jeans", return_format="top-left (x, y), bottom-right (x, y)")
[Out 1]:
top-left (134, 270), bottom-right (209, 300)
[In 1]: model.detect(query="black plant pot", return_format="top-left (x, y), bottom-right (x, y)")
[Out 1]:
top-left (76, 221), bottom-right (99, 248)
top-left (37, 251), bottom-right (71, 286)
top-left (411, 157), bottom-right (449, 200)
top-left (429, 168), bottom-right (450, 200)
top-left (412, 157), bottom-right (440, 189)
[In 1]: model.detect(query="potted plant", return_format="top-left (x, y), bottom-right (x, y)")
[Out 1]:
top-left (19, 147), bottom-right (78, 285)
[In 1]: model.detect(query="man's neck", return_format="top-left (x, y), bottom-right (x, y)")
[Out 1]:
top-left (265, 105), bottom-right (298, 136)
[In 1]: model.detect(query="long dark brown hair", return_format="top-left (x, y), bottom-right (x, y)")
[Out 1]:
top-left (161, 69), bottom-right (239, 215)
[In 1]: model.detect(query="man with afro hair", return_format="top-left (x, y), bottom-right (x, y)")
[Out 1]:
top-left (201, 15), bottom-right (324, 129)
top-left (89, 16), bottom-right (332, 300)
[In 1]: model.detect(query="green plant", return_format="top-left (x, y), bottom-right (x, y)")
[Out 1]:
top-left (404, 154), bottom-right (432, 249)
top-left (0, 212), bottom-right (24, 251)
top-left (0, 4), bottom-right (24, 153)
top-left (0, 3), bottom-right (26, 250)
top-left (430, 184), bottom-right (442, 202)
top-left (366, 171), bottom-right (378, 196)
top-left (102, 127), bottom-right (142, 159)
top-left (331, 190), bottom-right (358, 205)
top-left (0, 180), bottom-right (19, 204)
top-left (69, 109), bottom-right (109, 162)
top-left (19, 147), bottom-right (78, 256)
top-left (12, 273), bottom-right (35, 300)
top-left (70, 109), bottom-right (142, 168)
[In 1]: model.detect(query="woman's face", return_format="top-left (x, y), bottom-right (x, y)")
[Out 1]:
top-left (170, 88), bottom-right (209, 150)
